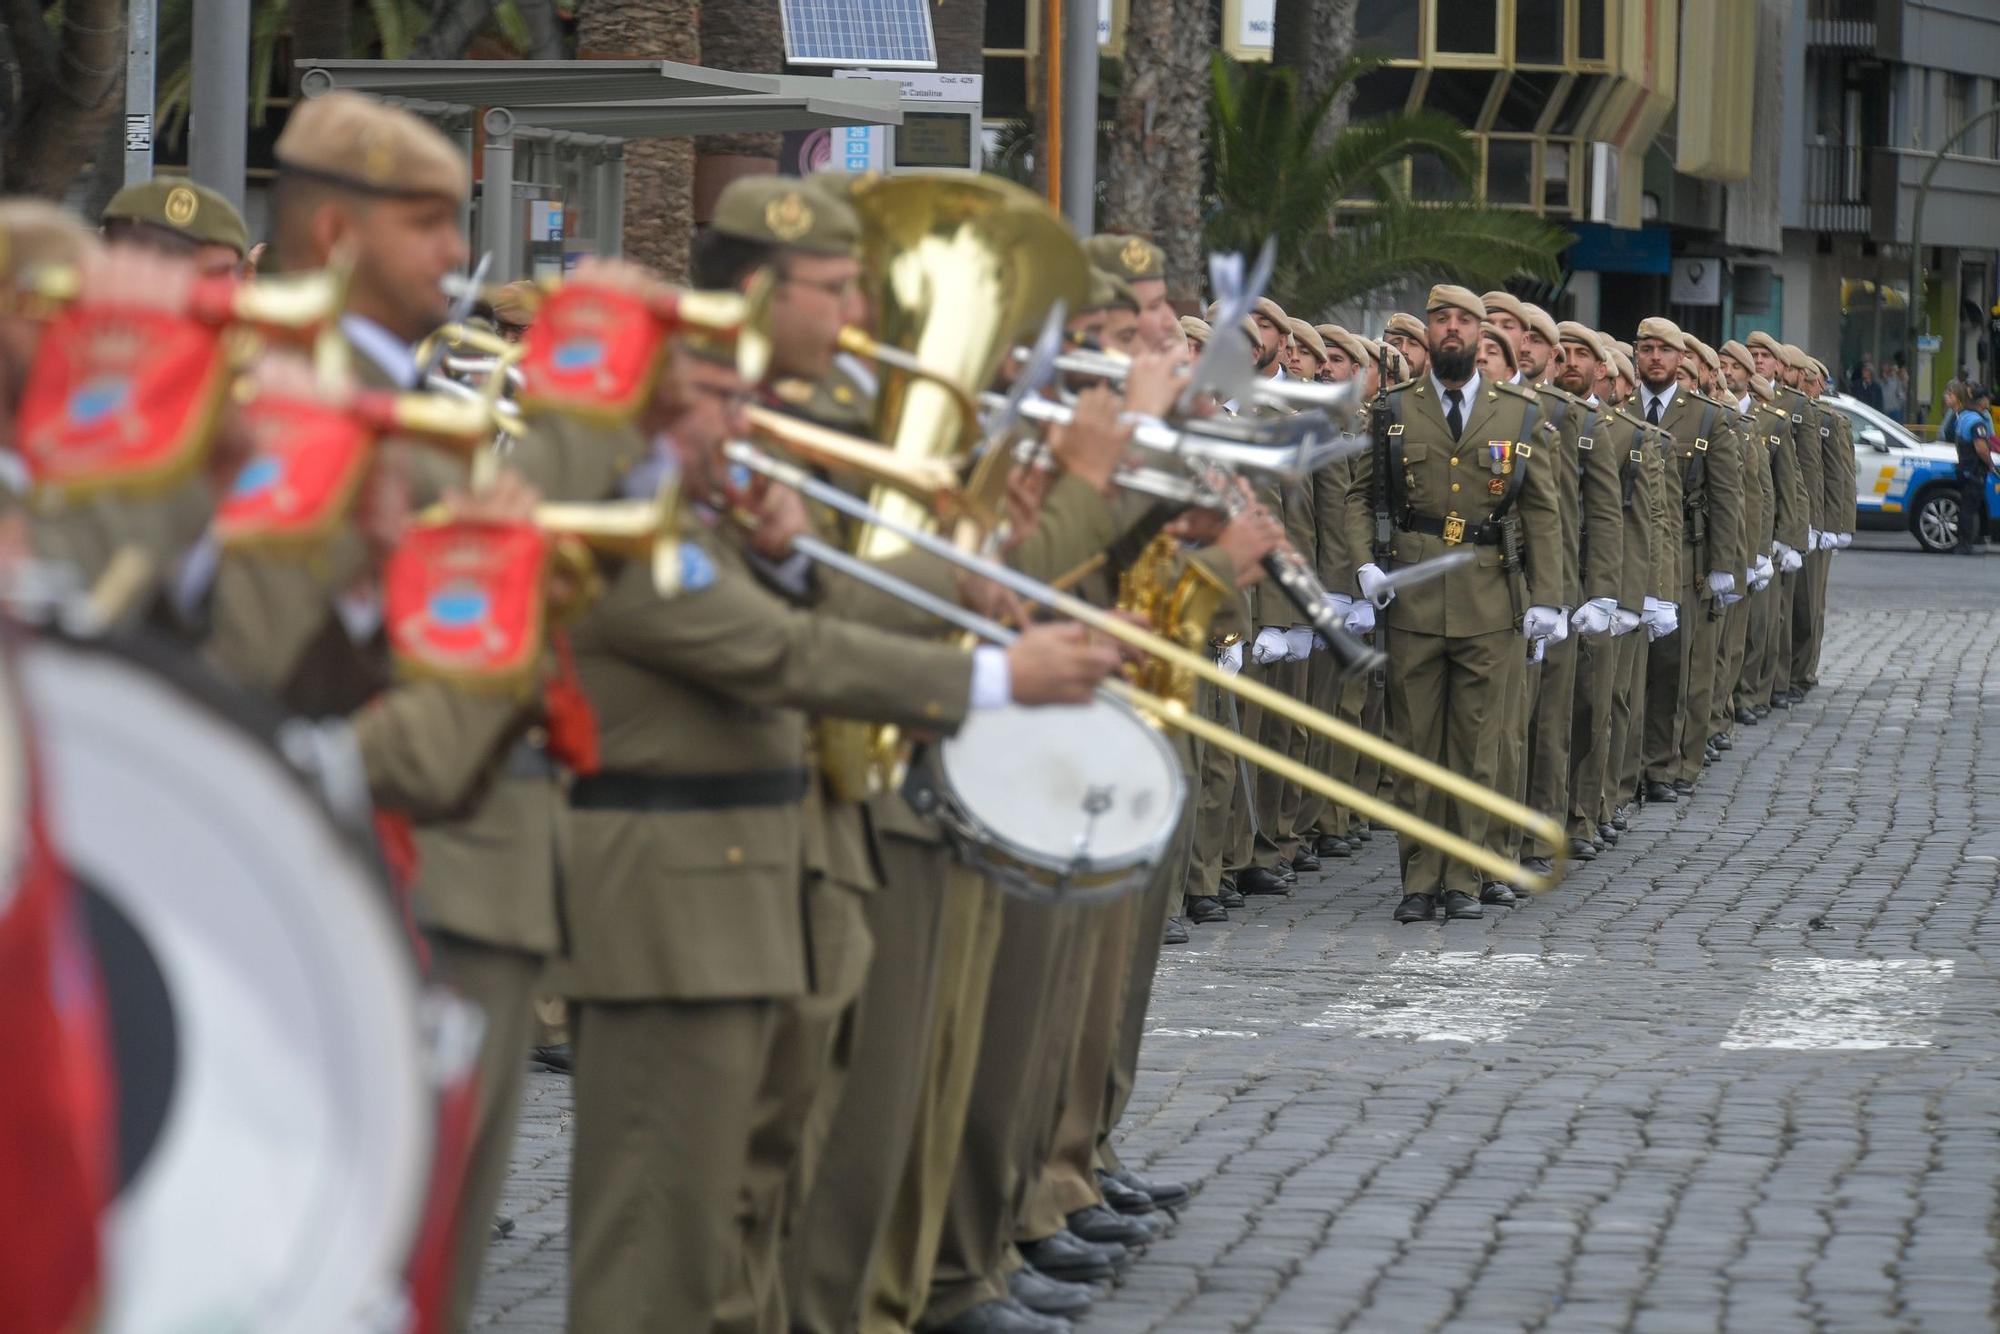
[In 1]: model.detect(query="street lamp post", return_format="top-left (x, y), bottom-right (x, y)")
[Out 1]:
top-left (1907, 103), bottom-right (2000, 422)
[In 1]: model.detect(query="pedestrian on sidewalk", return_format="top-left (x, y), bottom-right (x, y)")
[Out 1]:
top-left (1943, 379), bottom-right (1992, 554)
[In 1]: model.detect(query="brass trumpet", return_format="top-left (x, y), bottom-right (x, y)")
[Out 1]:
top-left (725, 438), bottom-right (1564, 894)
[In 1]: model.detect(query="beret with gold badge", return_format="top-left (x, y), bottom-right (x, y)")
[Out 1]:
top-left (102, 177), bottom-right (248, 255)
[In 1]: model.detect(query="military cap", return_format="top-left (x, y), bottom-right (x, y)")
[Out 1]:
top-left (1555, 320), bottom-right (1609, 366)
top-left (803, 167), bottom-right (882, 202)
top-left (1809, 356), bottom-right (1831, 382)
top-left (1720, 339), bottom-right (1756, 374)
top-left (1318, 323), bottom-right (1372, 369)
top-left (1610, 348), bottom-right (1637, 384)
top-left (1612, 338), bottom-right (1634, 359)
top-left (1204, 300), bottom-right (1223, 321)
top-left (1288, 318), bottom-right (1328, 363)
top-left (0, 199), bottom-right (95, 281)
top-left (491, 280), bottom-right (541, 328)
top-left (1179, 314), bottom-right (1211, 342)
top-left (1480, 290), bottom-right (1530, 328)
top-left (1478, 322), bottom-right (1518, 371)
top-left (1427, 284), bottom-right (1485, 320)
top-left (1384, 310), bottom-right (1427, 342)
top-left (1746, 331), bottom-right (1786, 361)
top-left (1686, 336), bottom-right (1722, 380)
top-left (1635, 315), bottom-right (1684, 347)
top-left (1779, 341), bottom-right (1811, 372)
top-left (1084, 233), bottom-right (1165, 285)
top-left (1081, 268), bottom-right (1139, 315)
top-left (102, 177), bottom-right (247, 256)
top-left (1254, 296), bottom-right (1289, 328)
top-left (1750, 374), bottom-right (1776, 402)
top-left (276, 91), bottom-right (469, 203)
top-left (711, 175), bottom-right (860, 257)
top-left (1520, 302), bottom-right (1560, 348)
top-left (1237, 316), bottom-right (1261, 347)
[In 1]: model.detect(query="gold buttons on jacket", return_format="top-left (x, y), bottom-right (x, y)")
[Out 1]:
top-left (726, 847), bottom-right (746, 865)
top-left (1451, 482), bottom-right (1461, 493)
top-left (1450, 457), bottom-right (1459, 467)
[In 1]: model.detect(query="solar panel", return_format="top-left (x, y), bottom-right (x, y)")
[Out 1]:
top-left (781, 0), bottom-right (938, 69)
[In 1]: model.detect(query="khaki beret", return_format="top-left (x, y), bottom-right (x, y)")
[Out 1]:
top-left (1318, 323), bottom-right (1372, 369)
top-left (1237, 316), bottom-right (1261, 346)
top-left (1083, 233), bottom-right (1165, 284)
top-left (1520, 303), bottom-right (1560, 348)
top-left (1384, 311), bottom-right (1427, 342)
top-left (1612, 338), bottom-right (1634, 359)
top-left (1720, 339), bottom-right (1756, 374)
top-left (1204, 300), bottom-right (1223, 321)
top-left (1254, 296), bottom-right (1289, 328)
top-left (491, 279), bottom-right (541, 327)
top-left (1555, 320), bottom-right (1609, 366)
top-left (102, 177), bottom-right (247, 255)
top-left (712, 175), bottom-right (860, 256)
top-left (1480, 290), bottom-right (1530, 328)
top-left (1686, 337), bottom-right (1721, 379)
top-left (1081, 268), bottom-right (1139, 315)
top-left (803, 167), bottom-right (882, 202)
top-left (277, 91), bottom-right (469, 203)
top-left (1747, 330), bottom-right (1786, 360)
top-left (1179, 314), bottom-right (1211, 340)
top-left (1427, 284), bottom-right (1485, 320)
top-left (1635, 315), bottom-right (1684, 346)
top-left (0, 199), bottom-right (96, 282)
top-left (1610, 348), bottom-right (1637, 384)
top-left (1810, 357), bottom-right (1831, 382)
top-left (1749, 374), bottom-right (1775, 401)
top-left (1780, 342), bottom-right (1811, 371)
top-left (1478, 322), bottom-right (1518, 371)
top-left (1288, 319), bottom-right (1328, 362)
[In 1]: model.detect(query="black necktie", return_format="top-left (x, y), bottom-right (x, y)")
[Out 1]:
top-left (1647, 396), bottom-right (1663, 426)
top-left (1445, 389), bottom-right (1463, 441)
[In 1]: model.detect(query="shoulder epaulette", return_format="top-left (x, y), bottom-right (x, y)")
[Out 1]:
top-left (1535, 383), bottom-right (1584, 407)
top-left (1493, 379), bottom-right (1538, 402)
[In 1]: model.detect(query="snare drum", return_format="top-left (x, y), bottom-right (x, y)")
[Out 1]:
top-left (931, 694), bottom-right (1184, 904)
top-left (21, 631), bottom-right (434, 1334)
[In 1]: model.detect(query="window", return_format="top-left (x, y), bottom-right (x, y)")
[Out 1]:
top-left (1493, 71), bottom-right (1565, 133)
top-left (1550, 75), bottom-right (1597, 135)
top-left (1542, 139), bottom-right (1575, 213)
top-left (1354, 0), bottom-right (1420, 59)
top-left (1514, 0), bottom-right (1565, 65)
top-left (1576, 0), bottom-right (1608, 63)
top-left (1947, 73), bottom-right (1973, 144)
top-left (1351, 67), bottom-right (1419, 121)
top-left (1435, 0), bottom-right (1500, 56)
top-left (1411, 151), bottom-right (1471, 201)
top-left (1486, 138), bottom-right (1536, 206)
top-left (1424, 68), bottom-right (1497, 128)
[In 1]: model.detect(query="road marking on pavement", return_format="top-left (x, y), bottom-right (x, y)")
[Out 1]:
top-left (1720, 959), bottom-right (1954, 1050)
top-left (1300, 952), bottom-right (1583, 1043)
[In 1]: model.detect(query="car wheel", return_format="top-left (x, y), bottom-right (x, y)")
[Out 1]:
top-left (1912, 486), bottom-right (1957, 553)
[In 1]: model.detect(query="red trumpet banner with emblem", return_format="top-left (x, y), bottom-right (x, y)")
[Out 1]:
top-left (213, 395), bottom-right (376, 548)
top-left (386, 520), bottom-right (549, 692)
top-left (15, 305), bottom-right (231, 502)
top-left (516, 284), bottom-right (667, 424)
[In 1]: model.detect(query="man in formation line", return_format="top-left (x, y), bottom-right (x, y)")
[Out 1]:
top-left (0, 88), bottom-right (1852, 1334)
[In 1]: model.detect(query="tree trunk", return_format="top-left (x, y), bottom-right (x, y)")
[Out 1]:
top-left (413, 0), bottom-right (499, 60)
top-left (577, 0), bottom-right (699, 279)
top-left (694, 0), bottom-right (780, 221)
top-left (3, 0), bottom-right (125, 199)
top-left (1273, 0), bottom-right (1357, 149)
top-left (1102, 0), bottom-right (1212, 299)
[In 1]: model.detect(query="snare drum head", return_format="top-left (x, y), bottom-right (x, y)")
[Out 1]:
top-left (21, 632), bottom-right (431, 1334)
top-left (938, 699), bottom-right (1183, 872)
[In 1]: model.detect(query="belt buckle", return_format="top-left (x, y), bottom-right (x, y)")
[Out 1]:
top-left (1443, 516), bottom-right (1466, 545)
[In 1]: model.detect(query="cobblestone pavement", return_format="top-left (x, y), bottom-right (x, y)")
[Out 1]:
top-left (478, 540), bottom-right (2000, 1332)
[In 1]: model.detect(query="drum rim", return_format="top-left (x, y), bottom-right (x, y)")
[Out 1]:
top-left (20, 626), bottom-right (435, 1329)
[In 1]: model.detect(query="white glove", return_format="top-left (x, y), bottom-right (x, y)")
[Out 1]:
top-left (1749, 554), bottom-right (1774, 591)
top-left (1344, 599), bottom-right (1377, 636)
top-left (1706, 570), bottom-right (1736, 600)
top-left (1642, 596), bottom-right (1679, 641)
top-left (1818, 529), bottom-right (1840, 551)
top-left (1522, 605), bottom-right (1566, 641)
top-left (1806, 526), bottom-right (1821, 552)
top-left (1609, 607), bottom-right (1644, 636)
top-left (1251, 626), bottom-right (1290, 665)
top-left (1218, 641), bottom-right (1244, 675)
top-left (1283, 625), bottom-right (1316, 661)
top-left (1570, 596), bottom-right (1617, 637)
top-left (1775, 542), bottom-right (1804, 574)
top-left (1357, 562), bottom-right (1395, 608)
top-left (1836, 531), bottom-right (1853, 549)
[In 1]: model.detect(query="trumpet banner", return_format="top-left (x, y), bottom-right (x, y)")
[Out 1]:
top-left (385, 519), bottom-right (550, 691)
top-left (213, 396), bottom-right (376, 548)
top-left (516, 285), bottom-right (664, 424)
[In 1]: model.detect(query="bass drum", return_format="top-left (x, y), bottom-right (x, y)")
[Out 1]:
top-left (20, 630), bottom-right (432, 1334)
top-left (931, 694), bottom-right (1185, 905)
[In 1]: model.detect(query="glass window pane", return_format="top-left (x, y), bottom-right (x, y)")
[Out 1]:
top-left (1424, 69), bottom-right (1496, 127)
top-left (1352, 67), bottom-right (1419, 121)
top-left (1493, 71), bottom-right (1564, 132)
top-left (1412, 151), bottom-right (1472, 202)
top-left (1542, 139), bottom-right (1574, 211)
top-left (1355, 0), bottom-right (1420, 58)
top-left (1487, 139), bottom-right (1535, 205)
top-left (1436, 0), bottom-right (1499, 55)
top-left (1514, 0), bottom-right (1565, 64)
top-left (1551, 75), bottom-right (1596, 134)
top-left (1577, 0), bottom-right (1607, 61)
top-left (985, 2), bottom-right (1028, 50)
top-left (983, 57), bottom-right (1029, 118)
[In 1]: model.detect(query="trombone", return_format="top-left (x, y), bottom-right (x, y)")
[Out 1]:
top-left (722, 433), bottom-right (1564, 894)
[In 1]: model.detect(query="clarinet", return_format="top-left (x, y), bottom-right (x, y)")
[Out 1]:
top-left (1185, 457), bottom-right (1385, 678)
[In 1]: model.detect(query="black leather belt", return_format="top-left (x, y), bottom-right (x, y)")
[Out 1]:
top-left (1399, 512), bottom-right (1501, 546)
top-left (570, 767), bottom-right (810, 813)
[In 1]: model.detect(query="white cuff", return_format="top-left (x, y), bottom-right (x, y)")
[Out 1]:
top-left (970, 645), bottom-right (1012, 710)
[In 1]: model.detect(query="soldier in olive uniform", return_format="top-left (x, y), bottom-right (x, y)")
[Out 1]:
top-left (1342, 286), bottom-right (1565, 922)
top-left (100, 176), bottom-right (251, 278)
top-left (1747, 333), bottom-right (1818, 709)
top-left (1804, 358), bottom-right (1853, 688)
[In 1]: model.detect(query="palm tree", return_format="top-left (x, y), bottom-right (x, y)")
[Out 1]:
top-left (1206, 55), bottom-right (1571, 318)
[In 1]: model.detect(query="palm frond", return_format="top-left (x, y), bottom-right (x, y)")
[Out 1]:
top-left (1289, 205), bottom-right (1574, 312)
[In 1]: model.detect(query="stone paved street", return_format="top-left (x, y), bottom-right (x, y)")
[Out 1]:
top-left (477, 534), bottom-right (2000, 1332)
